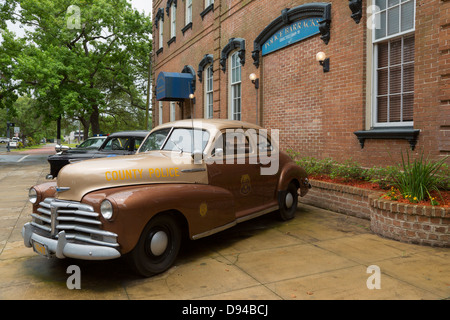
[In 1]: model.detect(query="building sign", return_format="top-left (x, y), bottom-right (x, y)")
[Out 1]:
top-left (262, 17), bottom-right (321, 56)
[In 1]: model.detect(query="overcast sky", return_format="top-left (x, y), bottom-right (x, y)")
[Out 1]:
top-left (2, 0), bottom-right (152, 38)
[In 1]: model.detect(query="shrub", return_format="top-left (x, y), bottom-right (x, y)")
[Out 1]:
top-left (392, 150), bottom-right (448, 202)
top-left (330, 159), bottom-right (368, 182)
top-left (365, 165), bottom-right (398, 189)
top-left (295, 157), bottom-right (336, 176)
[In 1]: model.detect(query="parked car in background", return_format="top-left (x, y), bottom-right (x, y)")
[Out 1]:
top-left (47, 131), bottom-right (149, 178)
top-left (0, 137), bottom-right (9, 143)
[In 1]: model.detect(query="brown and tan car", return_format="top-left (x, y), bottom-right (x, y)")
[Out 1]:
top-left (22, 119), bottom-right (310, 277)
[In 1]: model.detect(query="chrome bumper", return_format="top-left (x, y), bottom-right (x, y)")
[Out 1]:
top-left (22, 222), bottom-right (121, 260)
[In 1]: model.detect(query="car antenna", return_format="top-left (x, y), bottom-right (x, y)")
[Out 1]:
top-left (189, 92), bottom-right (195, 154)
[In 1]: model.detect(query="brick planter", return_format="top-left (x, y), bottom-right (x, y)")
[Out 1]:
top-left (300, 179), bottom-right (450, 247)
top-left (369, 195), bottom-right (450, 247)
top-left (300, 179), bottom-right (380, 220)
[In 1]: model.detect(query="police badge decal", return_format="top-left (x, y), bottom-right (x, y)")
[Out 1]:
top-left (240, 174), bottom-right (251, 195)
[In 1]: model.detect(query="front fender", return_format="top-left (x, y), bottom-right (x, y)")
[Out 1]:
top-left (277, 158), bottom-right (309, 197)
top-left (82, 184), bottom-right (235, 254)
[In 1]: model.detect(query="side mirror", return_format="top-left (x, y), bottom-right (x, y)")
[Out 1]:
top-left (192, 150), bottom-right (204, 164)
top-left (213, 148), bottom-right (223, 158)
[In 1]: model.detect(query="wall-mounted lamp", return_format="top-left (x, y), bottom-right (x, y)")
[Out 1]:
top-left (249, 73), bottom-right (259, 89)
top-left (249, 73), bottom-right (260, 125)
top-left (316, 52), bottom-right (330, 73)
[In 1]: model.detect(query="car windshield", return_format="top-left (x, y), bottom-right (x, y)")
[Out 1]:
top-left (140, 128), bottom-right (210, 153)
top-left (77, 137), bottom-right (105, 149)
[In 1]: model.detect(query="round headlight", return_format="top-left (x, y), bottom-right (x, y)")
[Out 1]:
top-left (100, 200), bottom-right (114, 220)
top-left (28, 188), bottom-right (38, 204)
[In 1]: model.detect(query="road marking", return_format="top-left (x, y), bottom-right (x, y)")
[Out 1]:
top-left (17, 155), bottom-right (30, 162)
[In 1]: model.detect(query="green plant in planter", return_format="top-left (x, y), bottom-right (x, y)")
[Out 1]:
top-left (392, 150), bottom-right (448, 203)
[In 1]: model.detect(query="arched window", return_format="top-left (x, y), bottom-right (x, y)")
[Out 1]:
top-left (229, 52), bottom-right (241, 120)
top-left (204, 64), bottom-right (213, 118)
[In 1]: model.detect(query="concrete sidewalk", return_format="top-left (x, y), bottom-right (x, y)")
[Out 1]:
top-left (0, 159), bottom-right (449, 300)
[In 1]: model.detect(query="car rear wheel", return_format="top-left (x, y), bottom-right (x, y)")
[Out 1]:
top-left (278, 181), bottom-right (299, 221)
top-left (127, 214), bottom-right (181, 277)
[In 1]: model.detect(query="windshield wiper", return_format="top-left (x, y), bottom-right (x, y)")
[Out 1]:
top-left (170, 138), bottom-right (183, 154)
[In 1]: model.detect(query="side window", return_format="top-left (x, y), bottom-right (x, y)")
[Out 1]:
top-left (133, 138), bottom-right (144, 151)
top-left (212, 130), bottom-right (252, 157)
top-left (104, 137), bottom-right (130, 151)
top-left (256, 134), bottom-right (273, 152)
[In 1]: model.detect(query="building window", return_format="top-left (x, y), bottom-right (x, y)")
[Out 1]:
top-left (158, 19), bottom-right (164, 50)
top-left (205, 0), bottom-right (214, 7)
top-left (229, 52), bottom-right (241, 121)
top-left (372, 0), bottom-right (415, 127)
top-left (204, 65), bottom-right (213, 118)
top-left (170, 3), bottom-right (177, 39)
top-left (159, 101), bottom-right (163, 125)
top-left (186, 0), bottom-right (192, 25)
top-left (170, 102), bottom-right (176, 122)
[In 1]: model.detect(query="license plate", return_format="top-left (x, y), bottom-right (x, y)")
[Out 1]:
top-left (32, 240), bottom-right (50, 258)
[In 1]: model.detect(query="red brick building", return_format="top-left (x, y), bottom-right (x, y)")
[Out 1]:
top-left (151, 0), bottom-right (449, 167)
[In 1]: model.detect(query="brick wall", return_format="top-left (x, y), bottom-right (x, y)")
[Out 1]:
top-left (370, 194), bottom-right (450, 247)
top-left (300, 180), bottom-right (378, 220)
top-left (152, 0), bottom-right (449, 168)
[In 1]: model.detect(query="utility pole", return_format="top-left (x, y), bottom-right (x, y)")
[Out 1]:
top-left (145, 50), bottom-right (152, 130)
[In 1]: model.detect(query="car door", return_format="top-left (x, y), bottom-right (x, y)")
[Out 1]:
top-left (206, 129), bottom-right (266, 218)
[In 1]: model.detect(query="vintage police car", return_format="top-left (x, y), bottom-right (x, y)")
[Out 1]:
top-left (22, 120), bottom-right (310, 277)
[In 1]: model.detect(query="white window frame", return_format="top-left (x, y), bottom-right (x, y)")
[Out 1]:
top-left (205, 0), bottom-right (214, 8)
top-left (229, 51), bottom-right (241, 121)
top-left (170, 102), bottom-right (176, 122)
top-left (158, 19), bottom-right (164, 50)
top-left (371, 0), bottom-right (415, 128)
top-left (204, 64), bottom-right (213, 119)
top-left (170, 3), bottom-right (177, 39)
top-left (186, 0), bottom-right (192, 25)
top-left (159, 101), bottom-right (163, 125)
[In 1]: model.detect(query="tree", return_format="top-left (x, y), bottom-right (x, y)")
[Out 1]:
top-left (1, 0), bottom-right (152, 138)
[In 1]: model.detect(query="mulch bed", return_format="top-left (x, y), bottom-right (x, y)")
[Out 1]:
top-left (310, 174), bottom-right (450, 208)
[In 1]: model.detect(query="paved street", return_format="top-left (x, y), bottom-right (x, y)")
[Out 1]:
top-left (0, 146), bottom-right (449, 302)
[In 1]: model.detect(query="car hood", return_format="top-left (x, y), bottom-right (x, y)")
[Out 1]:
top-left (56, 151), bottom-right (208, 202)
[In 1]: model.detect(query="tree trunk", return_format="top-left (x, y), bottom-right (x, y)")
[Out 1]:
top-left (89, 105), bottom-right (100, 136)
top-left (79, 116), bottom-right (90, 140)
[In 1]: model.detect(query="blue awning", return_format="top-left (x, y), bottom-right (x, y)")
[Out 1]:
top-left (156, 72), bottom-right (194, 101)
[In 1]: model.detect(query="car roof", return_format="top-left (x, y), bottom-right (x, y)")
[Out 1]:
top-left (107, 131), bottom-right (150, 138)
top-left (153, 119), bottom-right (263, 133)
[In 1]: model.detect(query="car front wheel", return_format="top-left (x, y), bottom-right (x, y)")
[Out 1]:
top-left (127, 214), bottom-right (182, 277)
top-left (278, 181), bottom-right (299, 221)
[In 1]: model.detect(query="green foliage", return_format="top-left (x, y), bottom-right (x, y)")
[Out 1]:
top-left (292, 151), bottom-right (449, 202)
top-left (295, 157), bottom-right (336, 177)
top-left (364, 165), bottom-right (399, 189)
top-left (1, 0), bottom-right (152, 136)
top-left (329, 159), bottom-right (368, 182)
top-left (391, 150), bottom-right (448, 202)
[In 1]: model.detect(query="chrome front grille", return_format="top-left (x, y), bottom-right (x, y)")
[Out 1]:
top-left (31, 198), bottom-right (119, 248)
